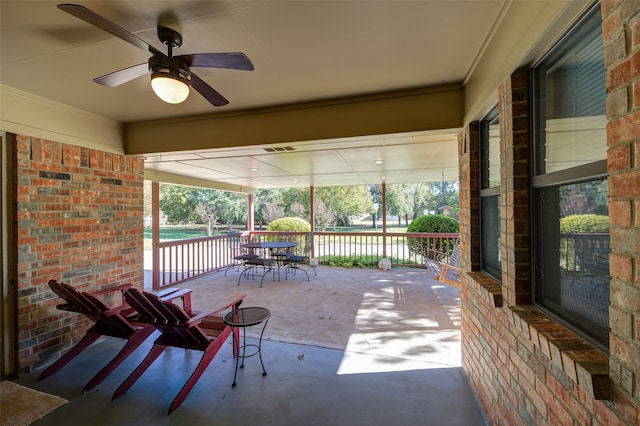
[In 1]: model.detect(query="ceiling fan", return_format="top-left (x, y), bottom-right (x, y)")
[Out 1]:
top-left (58, 3), bottom-right (254, 106)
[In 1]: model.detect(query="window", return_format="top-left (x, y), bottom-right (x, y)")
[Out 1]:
top-left (480, 106), bottom-right (501, 280)
top-left (532, 4), bottom-right (609, 349)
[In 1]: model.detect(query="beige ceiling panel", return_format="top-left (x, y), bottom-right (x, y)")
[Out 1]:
top-left (145, 161), bottom-right (236, 180)
top-left (276, 137), bottom-right (384, 152)
top-left (258, 150), bottom-right (352, 176)
top-left (144, 153), bottom-right (206, 162)
top-left (251, 174), bottom-right (312, 188)
top-left (196, 146), bottom-right (278, 158)
top-left (309, 173), bottom-right (368, 187)
top-left (182, 157), bottom-right (290, 178)
top-left (339, 146), bottom-right (423, 172)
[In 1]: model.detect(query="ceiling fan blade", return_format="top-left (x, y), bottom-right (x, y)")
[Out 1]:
top-left (93, 63), bottom-right (148, 87)
top-left (58, 4), bottom-right (163, 56)
top-left (191, 73), bottom-right (229, 107)
top-left (177, 53), bottom-right (254, 71)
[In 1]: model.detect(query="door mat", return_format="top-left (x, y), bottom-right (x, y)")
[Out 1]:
top-left (0, 380), bottom-right (67, 426)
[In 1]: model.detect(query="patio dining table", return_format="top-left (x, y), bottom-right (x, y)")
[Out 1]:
top-left (242, 241), bottom-right (299, 251)
top-left (239, 241), bottom-right (299, 285)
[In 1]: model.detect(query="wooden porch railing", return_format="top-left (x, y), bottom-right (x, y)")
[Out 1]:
top-left (152, 231), bottom-right (460, 289)
top-left (154, 232), bottom-right (252, 289)
top-left (559, 232), bottom-right (610, 275)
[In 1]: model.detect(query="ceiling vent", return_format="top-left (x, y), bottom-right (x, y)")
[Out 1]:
top-left (264, 146), bottom-right (295, 152)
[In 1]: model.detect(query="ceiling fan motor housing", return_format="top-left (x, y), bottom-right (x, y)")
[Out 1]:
top-left (149, 55), bottom-right (191, 84)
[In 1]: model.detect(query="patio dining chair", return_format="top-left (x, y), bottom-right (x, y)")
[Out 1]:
top-left (38, 280), bottom-right (192, 393)
top-left (114, 288), bottom-right (246, 414)
top-left (283, 232), bottom-right (316, 281)
top-left (224, 232), bottom-right (258, 276)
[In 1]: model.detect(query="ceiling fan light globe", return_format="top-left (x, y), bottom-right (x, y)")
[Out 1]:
top-left (149, 55), bottom-right (191, 104)
top-left (151, 76), bottom-right (190, 104)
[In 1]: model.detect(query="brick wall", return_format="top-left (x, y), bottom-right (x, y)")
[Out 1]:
top-left (604, 0), bottom-right (640, 410)
top-left (10, 134), bottom-right (145, 372)
top-left (460, 1), bottom-right (640, 424)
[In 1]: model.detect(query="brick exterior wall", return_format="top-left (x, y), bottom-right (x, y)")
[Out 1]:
top-left (605, 0), bottom-right (640, 412)
top-left (10, 134), bottom-right (145, 372)
top-left (460, 1), bottom-right (640, 424)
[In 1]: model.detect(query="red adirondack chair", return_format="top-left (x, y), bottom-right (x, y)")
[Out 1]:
top-left (38, 280), bottom-right (192, 393)
top-left (113, 288), bottom-right (246, 414)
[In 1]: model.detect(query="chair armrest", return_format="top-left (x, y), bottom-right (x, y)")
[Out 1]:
top-left (87, 285), bottom-right (133, 311)
top-left (155, 288), bottom-right (193, 312)
top-left (214, 293), bottom-right (246, 312)
top-left (101, 304), bottom-right (134, 317)
top-left (157, 288), bottom-right (192, 302)
top-left (91, 283), bottom-right (132, 296)
top-left (440, 263), bottom-right (460, 273)
top-left (425, 248), bottom-right (449, 262)
top-left (438, 264), bottom-right (461, 288)
top-left (186, 294), bottom-right (246, 326)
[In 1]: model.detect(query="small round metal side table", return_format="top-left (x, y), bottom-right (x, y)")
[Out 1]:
top-left (223, 307), bottom-right (271, 387)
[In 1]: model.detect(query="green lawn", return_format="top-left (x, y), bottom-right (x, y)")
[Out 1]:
top-left (143, 226), bottom-right (209, 250)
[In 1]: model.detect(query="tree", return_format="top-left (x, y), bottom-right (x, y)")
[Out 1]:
top-left (143, 180), bottom-right (153, 220)
top-left (208, 191), bottom-right (246, 226)
top-left (290, 201), bottom-right (306, 218)
top-left (424, 181), bottom-right (460, 218)
top-left (159, 183), bottom-right (248, 232)
top-left (369, 185), bottom-right (383, 229)
top-left (281, 188), bottom-right (309, 217)
top-left (261, 202), bottom-right (284, 224)
top-left (559, 179), bottom-right (608, 217)
top-left (159, 184), bottom-right (198, 224)
top-left (194, 202), bottom-right (218, 236)
top-left (386, 184), bottom-right (414, 226)
top-left (315, 185), bottom-right (373, 227)
top-left (255, 189), bottom-right (284, 226)
top-left (313, 198), bottom-right (333, 230)
top-left (411, 183), bottom-right (430, 219)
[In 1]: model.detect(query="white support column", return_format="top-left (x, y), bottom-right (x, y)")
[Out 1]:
top-left (152, 181), bottom-right (160, 290)
top-left (247, 193), bottom-right (255, 232)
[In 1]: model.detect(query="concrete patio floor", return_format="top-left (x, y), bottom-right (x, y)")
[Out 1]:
top-left (17, 265), bottom-right (487, 425)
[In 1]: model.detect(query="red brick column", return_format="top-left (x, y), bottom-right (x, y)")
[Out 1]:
top-left (501, 69), bottom-right (531, 306)
top-left (603, 0), bottom-right (640, 406)
top-left (11, 134), bottom-right (145, 372)
top-left (459, 122), bottom-right (481, 275)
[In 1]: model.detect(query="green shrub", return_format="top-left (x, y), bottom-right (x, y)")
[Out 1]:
top-left (559, 214), bottom-right (609, 234)
top-left (267, 217), bottom-right (311, 232)
top-left (406, 214), bottom-right (459, 258)
top-left (407, 214), bottom-right (459, 233)
top-left (326, 255), bottom-right (378, 268)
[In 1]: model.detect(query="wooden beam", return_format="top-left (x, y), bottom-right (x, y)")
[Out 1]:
top-left (125, 85), bottom-right (463, 155)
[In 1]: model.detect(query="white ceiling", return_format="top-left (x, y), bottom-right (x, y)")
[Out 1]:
top-left (144, 129), bottom-right (460, 189)
top-left (1, 0), bottom-right (508, 189)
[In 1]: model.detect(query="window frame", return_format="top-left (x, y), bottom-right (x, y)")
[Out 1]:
top-left (530, 3), bottom-right (609, 351)
top-left (480, 106), bottom-right (502, 280)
